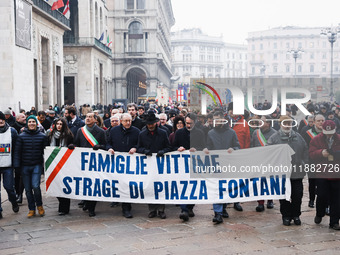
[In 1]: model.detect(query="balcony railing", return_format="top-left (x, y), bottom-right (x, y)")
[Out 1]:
top-left (32, 0), bottom-right (70, 28)
top-left (63, 37), bottom-right (112, 56)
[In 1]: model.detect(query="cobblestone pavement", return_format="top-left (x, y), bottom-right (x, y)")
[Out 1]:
top-left (1, 179), bottom-right (340, 255)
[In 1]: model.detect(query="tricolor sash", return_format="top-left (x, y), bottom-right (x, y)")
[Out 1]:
top-left (81, 126), bottom-right (99, 147)
top-left (303, 119), bottom-right (308, 126)
top-left (306, 129), bottom-right (317, 139)
top-left (256, 129), bottom-right (267, 146)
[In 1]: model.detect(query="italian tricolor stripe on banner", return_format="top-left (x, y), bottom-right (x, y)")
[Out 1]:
top-left (0, 147), bottom-right (10, 153)
top-left (256, 129), bottom-right (267, 146)
top-left (45, 148), bottom-right (74, 191)
top-left (81, 127), bottom-right (99, 147)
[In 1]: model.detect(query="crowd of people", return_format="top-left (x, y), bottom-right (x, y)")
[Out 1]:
top-left (0, 100), bottom-right (340, 230)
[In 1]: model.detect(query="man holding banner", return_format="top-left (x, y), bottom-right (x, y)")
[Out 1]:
top-left (73, 113), bottom-right (106, 217)
top-left (174, 113), bottom-right (206, 222)
top-left (205, 111), bottom-right (240, 224)
top-left (267, 115), bottom-right (308, 226)
top-left (107, 113), bottom-right (140, 218)
top-left (137, 111), bottom-right (172, 219)
top-left (251, 115), bottom-right (276, 212)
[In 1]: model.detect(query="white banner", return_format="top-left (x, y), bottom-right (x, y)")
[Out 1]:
top-left (44, 145), bottom-right (293, 204)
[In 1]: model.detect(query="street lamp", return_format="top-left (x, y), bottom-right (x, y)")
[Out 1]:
top-left (287, 49), bottom-right (304, 79)
top-left (321, 25), bottom-right (340, 100)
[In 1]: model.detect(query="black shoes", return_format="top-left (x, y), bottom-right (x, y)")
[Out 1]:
top-left (330, 224), bottom-right (340, 230)
top-left (12, 202), bottom-right (19, 213)
top-left (222, 209), bottom-right (229, 218)
top-left (179, 211), bottom-right (189, 221)
top-left (158, 211), bottom-right (166, 219)
top-left (267, 201), bottom-right (274, 209)
top-left (148, 211), bottom-right (157, 218)
top-left (308, 200), bottom-right (314, 208)
top-left (293, 217), bottom-right (301, 225)
top-left (213, 212), bottom-right (223, 224)
top-left (123, 210), bottom-right (133, 218)
top-left (89, 211), bottom-right (96, 217)
top-left (234, 203), bottom-right (243, 211)
top-left (110, 202), bottom-right (119, 207)
top-left (314, 216), bottom-right (322, 224)
top-left (78, 201), bottom-right (84, 208)
top-left (256, 204), bottom-right (265, 212)
top-left (188, 208), bottom-right (195, 217)
top-left (282, 217), bottom-right (291, 226)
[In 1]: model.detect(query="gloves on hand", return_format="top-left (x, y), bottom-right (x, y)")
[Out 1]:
top-left (144, 149), bottom-right (152, 156)
top-left (156, 150), bottom-right (165, 157)
top-left (68, 144), bottom-right (75, 150)
top-left (93, 144), bottom-right (101, 150)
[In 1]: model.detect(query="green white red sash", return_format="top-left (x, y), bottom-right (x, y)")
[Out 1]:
top-left (81, 126), bottom-right (99, 147)
top-left (303, 119), bottom-right (308, 126)
top-left (256, 129), bottom-right (267, 146)
top-left (306, 129), bottom-right (317, 139)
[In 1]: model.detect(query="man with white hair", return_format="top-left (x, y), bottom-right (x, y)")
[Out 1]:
top-left (107, 113), bottom-right (140, 218)
top-left (104, 108), bottom-right (119, 128)
top-left (159, 113), bottom-right (172, 134)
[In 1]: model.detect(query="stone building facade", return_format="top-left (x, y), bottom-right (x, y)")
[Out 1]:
top-left (63, 0), bottom-right (113, 107)
top-left (108, 0), bottom-right (175, 104)
top-left (0, 0), bottom-right (70, 112)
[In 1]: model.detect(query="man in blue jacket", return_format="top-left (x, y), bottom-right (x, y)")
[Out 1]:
top-left (107, 113), bottom-right (140, 218)
top-left (14, 115), bottom-right (48, 218)
top-left (0, 111), bottom-right (19, 219)
top-left (64, 106), bottom-right (85, 137)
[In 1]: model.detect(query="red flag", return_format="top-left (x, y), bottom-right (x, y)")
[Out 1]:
top-left (62, 0), bottom-right (70, 19)
top-left (51, 0), bottom-right (64, 11)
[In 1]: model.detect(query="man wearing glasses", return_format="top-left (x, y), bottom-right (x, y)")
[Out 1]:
top-left (107, 113), bottom-right (140, 218)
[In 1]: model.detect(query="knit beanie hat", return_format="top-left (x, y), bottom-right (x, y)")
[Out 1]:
top-left (27, 115), bottom-right (38, 124)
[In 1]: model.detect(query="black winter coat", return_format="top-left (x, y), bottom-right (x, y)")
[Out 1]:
top-left (74, 124), bottom-right (106, 149)
top-left (132, 117), bottom-right (145, 130)
top-left (137, 126), bottom-right (172, 154)
top-left (68, 116), bottom-right (85, 137)
top-left (106, 125), bottom-right (140, 152)
top-left (173, 126), bottom-right (206, 151)
top-left (14, 128), bottom-right (48, 167)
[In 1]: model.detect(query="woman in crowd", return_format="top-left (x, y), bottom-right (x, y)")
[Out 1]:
top-left (169, 116), bottom-right (185, 146)
top-left (47, 117), bottom-right (74, 215)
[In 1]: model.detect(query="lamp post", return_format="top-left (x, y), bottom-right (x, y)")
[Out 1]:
top-left (287, 49), bottom-right (304, 87)
top-left (321, 26), bottom-right (340, 101)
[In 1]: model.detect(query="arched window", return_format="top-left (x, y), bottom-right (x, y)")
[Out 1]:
top-left (127, 21), bottom-right (145, 52)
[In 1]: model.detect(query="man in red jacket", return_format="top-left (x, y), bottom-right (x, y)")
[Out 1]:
top-left (309, 120), bottom-right (340, 230)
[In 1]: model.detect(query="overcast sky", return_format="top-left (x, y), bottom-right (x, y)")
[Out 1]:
top-left (171, 0), bottom-right (340, 44)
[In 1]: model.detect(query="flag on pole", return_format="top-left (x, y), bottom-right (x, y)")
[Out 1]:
top-left (51, 0), bottom-right (64, 11)
top-left (98, 32), bottom-right (104, 41)
top-left (62, 0), bottom-right (70, 19)
top-left (107, 35), bottom-right (112, 47)
top-left (176, 90), bottom-right (184, 101)
top-left (169, 97), bottom-right (173, 104)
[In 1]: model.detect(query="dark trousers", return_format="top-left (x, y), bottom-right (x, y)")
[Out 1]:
top-left (180, 204), bottom-right (195, 212)
top-left (122, 203), bottom-right (131, 211)
top-left (316, 179), bottom-right (340, 227)
top-left (57, 197), bottom-right (70, 213)
top-left (148, 204), bottom-right (165, 212)
top-left (280, 179), bottom-right (303, 218)
top-left (308, 177), bottom-right (316, 202)
top-left (14, 168), bottom-right (24, 197)
top-left (85, 201), bottom-right (97, 213)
